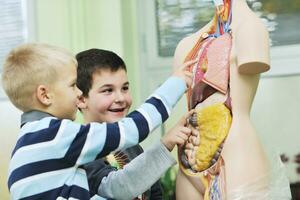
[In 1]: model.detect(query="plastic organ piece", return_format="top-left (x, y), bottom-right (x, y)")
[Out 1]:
top-left (192, 103), bottom-right (232, 171)
top-left (202, 33), bottom-right (232, 94)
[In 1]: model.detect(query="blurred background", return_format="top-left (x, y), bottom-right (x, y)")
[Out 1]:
top-left (0, 0), bottom-right (299, 199)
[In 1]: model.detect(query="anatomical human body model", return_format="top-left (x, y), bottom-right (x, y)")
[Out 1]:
top-left (175, 0), bottom-right (291, 199)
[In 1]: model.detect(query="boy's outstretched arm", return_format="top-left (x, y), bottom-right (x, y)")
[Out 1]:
top-left (96, 111), bottom-right (194, 200)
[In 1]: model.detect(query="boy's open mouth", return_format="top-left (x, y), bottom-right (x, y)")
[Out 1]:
top-left (108, 108), bottom-right (126, 112)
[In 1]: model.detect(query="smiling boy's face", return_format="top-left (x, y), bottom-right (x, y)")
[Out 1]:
top-left (81, 68), bottom-right (132, 123)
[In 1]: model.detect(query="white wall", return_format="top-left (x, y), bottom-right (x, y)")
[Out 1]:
top-left (252, 75), bottom-right (300, 183)
top-left (0, 100), bottom-right (21, 197)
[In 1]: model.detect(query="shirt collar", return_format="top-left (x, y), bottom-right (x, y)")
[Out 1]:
top-left (21, 110), bottom-right (54, 127)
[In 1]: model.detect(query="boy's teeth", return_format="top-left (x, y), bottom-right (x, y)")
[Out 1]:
top-left (110, 108), bottom-right (124, 112)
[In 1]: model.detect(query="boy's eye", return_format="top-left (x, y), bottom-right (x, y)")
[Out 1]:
top-left (101, 88), bottom-right (113, 93)
top-left (122, 86), bottom-right (129, 91)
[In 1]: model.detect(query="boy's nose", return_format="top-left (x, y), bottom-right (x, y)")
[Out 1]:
top-left (114, 92), bottom-right (125, 103)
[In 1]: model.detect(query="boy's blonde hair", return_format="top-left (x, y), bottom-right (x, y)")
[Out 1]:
top-left (1, 43), bottom-right (77, 112)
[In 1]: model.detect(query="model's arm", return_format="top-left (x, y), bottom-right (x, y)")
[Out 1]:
top-left (97, 142), bottom-right (176, 200)
top-left (235, 16), bottom-right (270, 74)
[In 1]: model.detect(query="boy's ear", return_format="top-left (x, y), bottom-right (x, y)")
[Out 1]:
top-left (77, 95), bottom-right (87, 110)
top-left (36, 85), bottom-right (52, 106)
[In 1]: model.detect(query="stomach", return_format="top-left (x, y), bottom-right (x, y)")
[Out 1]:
top-left (194, 93), bottom-right (232, 170)
top-left (180, 92), bottom-right (232, 174)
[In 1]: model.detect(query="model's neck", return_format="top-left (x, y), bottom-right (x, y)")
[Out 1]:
top-left (232, 0), bottom-right (252, 15)
top-left (230, 0), bottom-right (254, 28)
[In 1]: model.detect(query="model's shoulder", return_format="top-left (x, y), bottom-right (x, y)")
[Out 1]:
top-left (173, 22), bottom-right (212, 68)
top-left (238, 13), bottom-right (267, 33)
top-left (174, 31), bottom-right (200, 67)
top-left (175, 29), bottom-right (205, 50)
top-left (175, 22), bottom-right (212, 53)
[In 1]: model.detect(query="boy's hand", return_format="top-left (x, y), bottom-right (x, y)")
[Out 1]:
top-left (172, 60), bottom-right (196, 89)
top-left (161, 110), bottom-right (195, 151)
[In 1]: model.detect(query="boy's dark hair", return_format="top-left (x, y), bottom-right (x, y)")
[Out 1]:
top-left (76, 49), bottom-right (126, 96)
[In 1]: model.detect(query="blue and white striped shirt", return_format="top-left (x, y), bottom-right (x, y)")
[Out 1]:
top-left (8, 77), bottom-right (186, 200)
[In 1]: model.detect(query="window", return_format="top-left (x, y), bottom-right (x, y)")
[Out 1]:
top-left (0, 0), bottom-right (30, 99)
top-left (137, 0), bottom-right (300, 78)
top-left (156, 0), bottom-right (214, 57)
top-left (0, 0), bottom-right (29, 72)
top-left (156, 0), bottom-right (300, 57)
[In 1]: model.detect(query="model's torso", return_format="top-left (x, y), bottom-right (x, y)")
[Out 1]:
top-left (176, 1), bottom-right (271, 198)
top-left (177, 13), bottom-right (269, 194)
